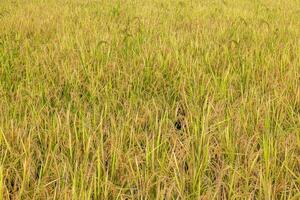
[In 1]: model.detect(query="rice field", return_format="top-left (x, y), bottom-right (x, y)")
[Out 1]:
top-left (0, 0), bottom-right (300, 199)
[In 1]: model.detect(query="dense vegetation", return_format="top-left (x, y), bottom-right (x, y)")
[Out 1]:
top-left (0, 0), bottom-right (299, 199)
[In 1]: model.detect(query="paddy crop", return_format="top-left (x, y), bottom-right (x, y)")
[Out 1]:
top-left (0, 0), bottom-right (299, 199)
